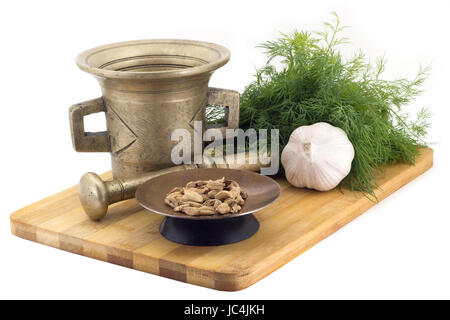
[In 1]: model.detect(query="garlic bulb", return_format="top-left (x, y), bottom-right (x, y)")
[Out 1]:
top-left (281, 122), bottom-right (354, 191)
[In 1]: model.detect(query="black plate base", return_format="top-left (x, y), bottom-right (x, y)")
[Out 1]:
top-left (159, 214), bottom-right (260, 246)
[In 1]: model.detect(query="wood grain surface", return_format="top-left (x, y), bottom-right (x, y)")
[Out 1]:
top-left (10, 148), bottom-right (433, 291)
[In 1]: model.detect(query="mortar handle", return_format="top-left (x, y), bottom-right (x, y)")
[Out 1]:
top-left (69, 97), bottom-right (110, 152)
top-left (206, 87), bottom-right (240, 134)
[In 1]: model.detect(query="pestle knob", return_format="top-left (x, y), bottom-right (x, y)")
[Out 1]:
top-left (78, 172), bottom-right (111, 221)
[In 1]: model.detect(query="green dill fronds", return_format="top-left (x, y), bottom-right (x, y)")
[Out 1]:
top-left (205, 104), bottom-right (227, 125)
top-left (239, 13), bottom-right (431, 198)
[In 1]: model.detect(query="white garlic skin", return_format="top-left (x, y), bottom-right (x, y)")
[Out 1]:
top-left (281, 122), bottom-right (355, 191)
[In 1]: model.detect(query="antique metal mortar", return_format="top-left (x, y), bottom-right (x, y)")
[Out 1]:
top-left (69, 39), bottom-right (238, 179)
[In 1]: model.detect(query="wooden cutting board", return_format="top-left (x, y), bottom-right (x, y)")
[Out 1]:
top-left (10, 148), bottom-right (433, 291)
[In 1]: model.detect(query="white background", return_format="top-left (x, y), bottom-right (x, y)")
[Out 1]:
top-left (1, 0), bottom-right (449, 299)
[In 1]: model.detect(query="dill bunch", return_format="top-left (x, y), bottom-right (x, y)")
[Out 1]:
top-left (238, 13), bottom-right (431, 197)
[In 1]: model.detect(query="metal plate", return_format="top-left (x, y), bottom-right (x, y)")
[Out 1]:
top-left (135, 168), bottom-right (281, 220)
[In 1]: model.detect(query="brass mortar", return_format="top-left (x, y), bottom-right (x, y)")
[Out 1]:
top-left (69, 39), bottom-right (238, 179)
